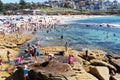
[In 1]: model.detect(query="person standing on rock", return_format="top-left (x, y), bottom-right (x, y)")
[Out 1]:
top-left (65, 42), bottom-right (68, 51)
top-left (32, 45), bottom-right (40, 60)
top-left (23, 65), bottom-right (28, 80)
top-left (35, 40), bottom-right (40, 47)
top-left (85, 50), bottom-right (88, 60)
top-left (0, 57), bottom-right (2, 70)
top-left (7, 51), bottom-right (13, 64)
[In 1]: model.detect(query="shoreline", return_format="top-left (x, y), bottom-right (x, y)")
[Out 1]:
top-left (58, 15), bottom-right (120, 28)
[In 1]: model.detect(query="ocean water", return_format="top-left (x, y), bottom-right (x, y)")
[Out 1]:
top-left (27, 16), bottom-right (120, 54)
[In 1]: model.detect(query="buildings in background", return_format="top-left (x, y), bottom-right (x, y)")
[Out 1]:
top-left (4, 0), bottom-right (120, 15)
top-left (45, 0), bottom-right (120, 11)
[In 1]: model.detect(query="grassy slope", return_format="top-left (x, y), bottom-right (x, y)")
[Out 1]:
top-left (39, 8), bottom-right (80, 15)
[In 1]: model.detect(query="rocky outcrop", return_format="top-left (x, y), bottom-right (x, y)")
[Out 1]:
top-left (3, 34), bottom-right (33, 45)
top-left (12, 51), bottom-right (99, 80)
top-left (0, 46), bottom-right (19, 60)
top-left (110, 74), bottom-right (120, 80)
top-left (0, 34), bottom-right (33, 61)
top-left (90, 59), bottom-right (117, 73)
top-left (73, 62), bottom-right (85, 72)
top-left (0, 40), bottom-right (17, 48)
top-left (90, 66), bottom-right (110, 80)
top-left (39, 46), bottom-right (84, 65)
top-left (79, 50), bottom-right (106, 61)
top-left (0, 34), bottom-right (33, 49)
top-left (39, 46), bottom-right (72, 55)
top-left (76, 73), bottom-right (98, 80)
top-left (106, 53), bottom-right (120, 73)
top-left (107, 54), bottom-right (120, 59)
top-left (109, 59), bottom-right (120, 72)
top-left (10, 46), bottom-right (120, 80)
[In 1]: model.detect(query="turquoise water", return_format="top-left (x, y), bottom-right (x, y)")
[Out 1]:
top-left (30, 16), bottom-right (120, 54)
top-left (72, 16), bottom-right (120, 24)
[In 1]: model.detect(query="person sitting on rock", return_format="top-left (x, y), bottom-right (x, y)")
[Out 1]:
top-left (68, 55), bottom-right (74, 67)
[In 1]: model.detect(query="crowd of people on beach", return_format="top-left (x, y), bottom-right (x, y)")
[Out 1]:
top-left (0, 15), bottom-right (61, 36)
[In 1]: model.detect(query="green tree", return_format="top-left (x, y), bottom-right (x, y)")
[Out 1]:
top-left (19, 0), bottom-right (26, 9)
top-left (0, 0), bottom-right (3, 12)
